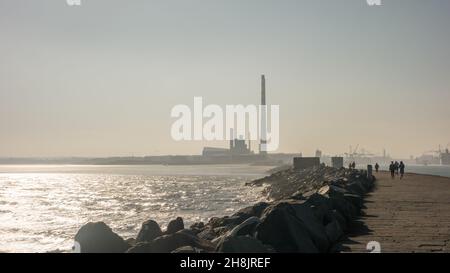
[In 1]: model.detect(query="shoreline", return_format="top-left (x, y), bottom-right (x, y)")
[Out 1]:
top-left (2, 167), bottom-right (450, 253)
top-left (71, 165), bottom-right (376, 253)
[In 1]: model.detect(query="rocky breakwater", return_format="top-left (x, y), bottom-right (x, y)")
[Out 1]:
top-left (73, 165), bottom-right (375, 253)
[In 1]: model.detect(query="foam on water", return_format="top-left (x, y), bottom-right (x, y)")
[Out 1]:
top-left (0, 165), bottom-right (270, 253)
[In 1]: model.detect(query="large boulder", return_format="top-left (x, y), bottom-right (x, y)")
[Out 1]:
top-left (166, 217), bottom-right (184, 234)
top-left (206, 202), bottom-right (269, 233)
top-left (127, 229), bottom-right (215, 253)
top-left (324, 218), bottom-right (344, 242)
top-left (317, 185), bottom-right (358, 222)
top-left (228, 216), bottom-right (261, 237)
top-left (232, 202), bottom-right (269, 220)
top-left (344, 181), bottom-right (367, 196)
top-left (288, 201), bottom-right (330, 252)
top-left (74, 222), bottom-right (129, 253)
top-left (136, 219), bottom-right (163, 243)
top-left (197, 228), bottom-right (218, 241)
top-left (216, 236), bottom-right (274, 253)
top-left (255, 202), bottom-right (320, 253)
top-left (189, 222), bottom-right (205, 234)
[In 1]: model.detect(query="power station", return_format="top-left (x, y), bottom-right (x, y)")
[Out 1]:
top-left (202, 75), bottom-right (269, 157)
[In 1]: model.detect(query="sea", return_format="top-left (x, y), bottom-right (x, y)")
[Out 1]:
top-left (1, 163), bottom-right (449, 253)
top-left (0, 164), bottom-right (271, 253)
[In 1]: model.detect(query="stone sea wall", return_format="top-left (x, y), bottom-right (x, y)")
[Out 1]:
top-left (73, 165), bottom-right (375, 253)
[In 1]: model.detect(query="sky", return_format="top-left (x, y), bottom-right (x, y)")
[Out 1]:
top-left (0, 0), bottom-right (449, 158)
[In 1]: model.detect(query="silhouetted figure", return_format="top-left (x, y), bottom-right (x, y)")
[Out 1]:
top-left (351, 161), bottom-right (356, 170)
top-left (389, 161), bottom-right (395, 179)
top-left (394, 161), bottom-right (399, 175)
top-left (375, 163), bottom-right (379, 173)
top-left (399, 161), bottom-right (405, 179)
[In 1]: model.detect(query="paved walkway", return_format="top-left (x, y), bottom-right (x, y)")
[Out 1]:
top-left (339, 171), bottom-right (450, 253)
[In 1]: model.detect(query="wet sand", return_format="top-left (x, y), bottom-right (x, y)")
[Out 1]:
top-left (340, 171), bottom-right (450, 253)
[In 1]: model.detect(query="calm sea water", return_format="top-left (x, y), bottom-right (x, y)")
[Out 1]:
top-left (0, 164), bottom-right (271, 253)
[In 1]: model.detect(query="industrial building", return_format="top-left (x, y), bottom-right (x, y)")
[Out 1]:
top-left (202, 75), bottom-right (267, 159)
top-left (441, 149), bottom-right (450, 165)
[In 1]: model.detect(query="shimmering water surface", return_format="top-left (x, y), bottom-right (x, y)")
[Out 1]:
top-left (0, 165), bottom-right (271, 253)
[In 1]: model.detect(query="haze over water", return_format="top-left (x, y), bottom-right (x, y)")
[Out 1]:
top-left (0, 164), bottom-right (270, 253)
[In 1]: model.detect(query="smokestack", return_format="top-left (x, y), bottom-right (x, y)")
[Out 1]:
top-left (229, 128), bottom-right (234, 150)
top-left (247, 131), bottom-right (251, 153)
top-left (261, 75), bottom-right (266, 106)
top-left (260, 75), bottom-right (267, 155)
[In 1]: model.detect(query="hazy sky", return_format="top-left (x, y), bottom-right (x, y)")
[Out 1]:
top-left (1, 0), bottom-right (449, 158)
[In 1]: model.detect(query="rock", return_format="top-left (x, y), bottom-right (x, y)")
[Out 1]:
top-left (318, 185), bottom-right (347, 196)
top-left (126, 242), bottom-right (153, 253)
top-left (318, 186), bottom-right (358, 222)
top-left (256, 202), bottom-right (319, 253)
top-left (197, 228), bottom-right (218, 241)
top-left (289, 201), bottom-right (330, 252)
top-left (171, 246), bottom-right (204, 253)
top-left (343, 193), bottom-right (364, 208)
top-left (217, 236), bottom-right (274, 253)
top-left (125, 238), bottom-right (136, 246)
top-left (74, 222), bottom-right (129, 253)
top-left (136, 219), bottom-right (163, 243)
top-left (166, 217), bottom-right (184, 234)
top-left (190, 221), bottom-right (205, 232)
top-left (191, 222), bottom-right (205, 229)
top-left (344, 182), bottom-right (367, 195)
top-left (232, 202), bottom-right (269, 220)
top-left (228, 216), bottom-right (261, 237)
top-left (303, 193), bottom-right (334, 223)
top-left (212, 216), bottom-right (262, 250)
top-left (329, 196), bottom-right (358, 222)
top-left (127, 229), bottom-right (215, 253)
top-left (332, 210), bottom-right (348, 230)
top-left (213, 226), bottom-right (230, 235)
top-left (324, 219), bottom-right (344, 242)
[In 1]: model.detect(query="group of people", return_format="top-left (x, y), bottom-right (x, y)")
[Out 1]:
top-left (389, 161), bottom-right (405, 179)
top-left (373, 162), bottom-right (406, 180)
top-left (348, 161), bottom-right (356, 170)
top-left (349, 161), bottom-right (406, 179)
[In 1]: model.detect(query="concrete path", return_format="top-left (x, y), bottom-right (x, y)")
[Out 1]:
top-left (339, 171), bottom-right (450, 253)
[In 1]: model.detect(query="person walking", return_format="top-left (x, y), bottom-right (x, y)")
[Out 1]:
top-left (399, 161), bottom-right (405, 179)
top-left (375, 163), bottom-right (379, 173)
top-left (394, 161), bottom-right (399, 175)
top-left (389, 161), bottom-right (395, 179)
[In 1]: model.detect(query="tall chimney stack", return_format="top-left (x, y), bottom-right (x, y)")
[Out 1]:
top-left (260, 75), bottom-right (267, 155)
top-left (229, 128), bottom-right (234, 150)
top-left (261, 75), bottom-right (266, 106)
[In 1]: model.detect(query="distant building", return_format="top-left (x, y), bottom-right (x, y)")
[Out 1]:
top-left (230, 137), bottom-right (252, 155)
top-left (441, 149), bottom-right (450, 165)
top-left (202, 75), bottom-right (268, 158)
top-left (294, 157), bottom-right (320, 170)
top-left (331, 157), bottom-right (344, 168)
top-left (315, 149), bottom-right (322, 158)
top-left (202, 147), bottom-right (230, 157)
top-left (202, 137), bottom-right (253, 157)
